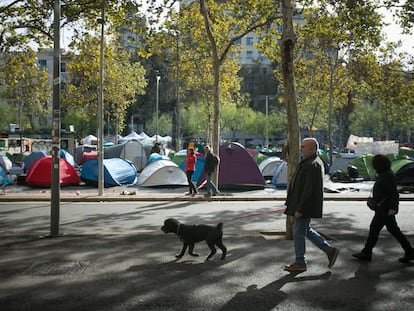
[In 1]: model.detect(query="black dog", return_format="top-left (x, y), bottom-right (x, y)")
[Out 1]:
top-left (161, 218), bottom-right (227, 260)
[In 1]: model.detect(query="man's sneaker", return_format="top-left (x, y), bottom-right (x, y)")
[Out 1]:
top-left (352, 251), bottom-right (372, 261)
top-left (399, 249), bottom-right (414, 263)
top-left (283, 262), bottom-right (307, 272)
top-left (327, 247), bottom-right (340, 268)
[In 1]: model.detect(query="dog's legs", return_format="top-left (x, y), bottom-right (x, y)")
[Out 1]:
top-left (176, 243), bottom-right (188, 258)
top-left (206, 242), bottom-right (217, 260)
top-left (216, 241), bottom-right (227, 260)
top-left (188, 243), bottom-right (199, 257)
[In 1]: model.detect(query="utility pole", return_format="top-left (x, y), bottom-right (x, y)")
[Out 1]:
top-left (50, 0), bottom-right (61, 237)
top-left (97, 0), bottom-right (105, 195)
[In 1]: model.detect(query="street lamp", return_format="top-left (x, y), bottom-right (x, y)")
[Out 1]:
top-left (327, 46), bottom-right (339, 166)
top-left (156, 75), bottom-right (161, 142)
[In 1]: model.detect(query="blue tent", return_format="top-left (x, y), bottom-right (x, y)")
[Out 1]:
top-left (23, 150), bottom-right (48, 173)
top-left (179, 156), bottom-right (205, 183)
top-left (0, 165), bottom-right (12, 186)
top-left (60, 149), bottom-right (76, 166)
top-left (80, 158), bottom-right (137, 187)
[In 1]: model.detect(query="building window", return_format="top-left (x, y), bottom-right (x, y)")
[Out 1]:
top-left (246, 51), bottom-right (253, 59)
top-left (262, 67), bottom-right (267, 75)
top-left (38, 59), bottom-right (47, 70)
top-left (246, 37), bottom-right (254, 45)
top-left (60, 62), bottom-right (66, 73)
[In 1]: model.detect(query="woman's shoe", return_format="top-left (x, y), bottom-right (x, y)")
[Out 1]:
top-left (399, 249), bottom-right (414, 263)
top-left (352, 251), bottom-right (372, 261)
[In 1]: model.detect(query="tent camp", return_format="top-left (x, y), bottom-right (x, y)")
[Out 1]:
top-left (81, 158), bottom-right (137, 187)
top-left (25, 156), bottom-right (80, 187)
top-left (137, 159), bottom-right (187, 187)
top-left (199, 142), bottom-right (265, 190)
top-left (258, 156), bottom-right (282, 179)
top-left (104, 140), bottom-right (147, 172)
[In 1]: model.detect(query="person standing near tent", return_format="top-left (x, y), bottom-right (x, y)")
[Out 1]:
top-left (184, 147), bottom-right (198, 196)
top-left (203, 145), bottom-right (219, 197)
top-left (352, 154), bottom-right (414, 263)
top-left (284, 138), bottom-right (339, 272)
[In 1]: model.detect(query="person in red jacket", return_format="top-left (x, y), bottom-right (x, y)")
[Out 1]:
top-left (184, 147), bottom-right (198, 196)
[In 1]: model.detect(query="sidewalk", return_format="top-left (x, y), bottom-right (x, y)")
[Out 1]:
top-left (1, 200), bottom-right (414, 310)
top-left (0, 182), bottom-right (413, 202)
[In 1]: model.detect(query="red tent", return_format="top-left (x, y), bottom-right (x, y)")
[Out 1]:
top-left (25, 156), bottom-right (80, 187)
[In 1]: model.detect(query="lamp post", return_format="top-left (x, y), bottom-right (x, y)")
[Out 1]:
top-left (156, 75), bottom-right (161, 142)
top-left (327, 46), bottom-right (339, 166)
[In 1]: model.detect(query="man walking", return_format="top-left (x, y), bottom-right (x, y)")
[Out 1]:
top-left (203, 145), bottom-right (219, 197)
top-left (284, 138), bottom-right (339, 272)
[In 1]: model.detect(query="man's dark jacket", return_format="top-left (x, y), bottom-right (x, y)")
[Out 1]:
top-left (284, 154), bottom-right (324, 218)
top-left (204, 152), bottom-right (217, 174)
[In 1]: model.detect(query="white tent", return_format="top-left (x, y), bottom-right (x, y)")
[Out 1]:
top-left (104, 140), bottom-right (147, 172)
top-left (137, 159), bottom-right (187, 187)
top-left (271, 160), bottom-right (288, 189)
top-left (83, 134), bottom-right (98, 145)
top-left (258, 156), bottom-right (282, 178)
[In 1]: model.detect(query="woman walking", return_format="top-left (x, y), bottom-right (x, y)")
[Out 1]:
top-left (184, 147), bottom-right (198, 196)
top-left (352, 154), bottom-right (414, 263)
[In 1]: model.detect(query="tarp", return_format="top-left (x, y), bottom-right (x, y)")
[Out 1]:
top-left (329, 153), bottom-right (358, 174)
top-left (346, 134), bottom-right (374, 150)
top-left (198, 142), bottom-right (265, 190)
top-left (25, 156), bottom-right (80, 187)
top-left (104, 140), bottom-right (147, 172)
top-left (80, 158), bottom-right (137, 187)
top-left (23, 150), bottom-right (48, 173)
top-left (258, 156), bottom-right (282, 178)
top-left (137, 159), bottom-right (187, 187)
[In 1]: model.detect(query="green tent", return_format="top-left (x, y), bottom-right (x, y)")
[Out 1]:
top-left (350, 154), bottom-right (375, 180)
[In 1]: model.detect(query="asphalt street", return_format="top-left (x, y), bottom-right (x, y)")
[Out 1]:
top-left (1, 200), bottom-right (414, 310)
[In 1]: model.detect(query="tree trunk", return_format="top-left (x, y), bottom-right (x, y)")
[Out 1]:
top-left (281, 0), bottom-right (300, 240)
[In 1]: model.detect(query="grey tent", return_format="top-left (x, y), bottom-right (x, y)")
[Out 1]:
top-left (104, 140), bottom-right (147, 172)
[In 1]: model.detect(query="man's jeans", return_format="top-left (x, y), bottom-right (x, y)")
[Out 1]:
top-left (206, 172), bottom-right (218, 195)
top-left (294, 217), bottom-right (332, 264)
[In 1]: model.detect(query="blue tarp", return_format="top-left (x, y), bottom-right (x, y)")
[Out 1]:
top-left (80, 158), bottom-right (137, 187)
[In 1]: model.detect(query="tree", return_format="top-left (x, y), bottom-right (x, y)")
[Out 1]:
top-left (0, 49), bottom-right (49, 131)
top-left (148, 0), bottom-right (280, 186)
top-left (61, 34), bottom-right (147, 137)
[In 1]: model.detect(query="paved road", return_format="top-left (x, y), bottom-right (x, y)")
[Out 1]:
top-left (1, 201), bottom-right (414, 310)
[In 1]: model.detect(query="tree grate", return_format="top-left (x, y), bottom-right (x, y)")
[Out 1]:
top-left (23, 261), bottom-right (87, 275)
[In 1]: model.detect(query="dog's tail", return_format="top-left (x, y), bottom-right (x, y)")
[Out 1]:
top-left (216, 222), bottom-right (223, 231)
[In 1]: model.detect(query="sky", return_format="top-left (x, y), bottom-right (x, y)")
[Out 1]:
top-left (379, 7), bottom-right (413, 56)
